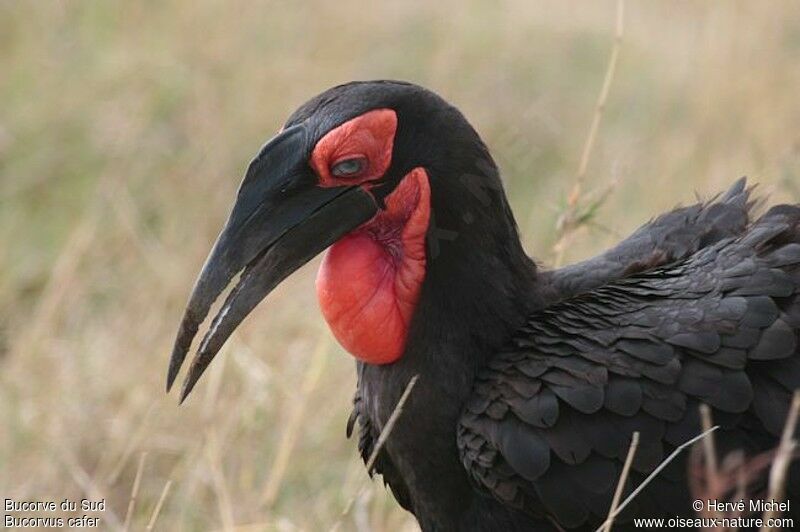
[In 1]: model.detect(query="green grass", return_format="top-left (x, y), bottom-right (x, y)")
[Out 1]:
top-left (2, 1), bottom-right (799, 530)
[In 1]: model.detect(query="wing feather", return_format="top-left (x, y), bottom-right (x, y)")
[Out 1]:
top-left (458, 201), bottom-right (800, 528)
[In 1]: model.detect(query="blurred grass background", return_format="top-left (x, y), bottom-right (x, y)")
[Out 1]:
top-left (1, 1), bottom-right (800, 530)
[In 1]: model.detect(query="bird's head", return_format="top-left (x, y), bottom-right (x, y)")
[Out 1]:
top-left (168, 81), bottom-right (532, 402)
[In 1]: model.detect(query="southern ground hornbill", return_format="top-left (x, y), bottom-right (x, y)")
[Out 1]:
top-left (167, 81), bottom-right (800, 530)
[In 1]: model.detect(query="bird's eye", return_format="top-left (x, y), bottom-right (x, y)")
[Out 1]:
top-left (331, 157), bottom-right (367, 178)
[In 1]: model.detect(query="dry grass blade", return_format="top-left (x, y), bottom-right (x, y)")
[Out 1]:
top-left (9, 172), bottom-right (120, 361)
top-left (12, 210), bottom-right (98, 360)
top-left (107, 180), bottom-right (173, 282)
top-left (575, 0), bottom-right (625, 187)
top-left (602, 431), bottom-right (639, 532)
top-left (594, 425), bottom-right (719, 532)
top-left (145, 479), bottom-right (173, 532)
top-left (699, 405), bottom-right (718, 478)
top-left (759, 390), bottom-right (800, 531)
top-left (123, 452), bottom-right (148, 532)
top-left (552, 0), bottom-right (625, 268)
top-left (364, 375), bottom-right (419, 474)
top-left (330, 375), bottom-right (420, 531)
top-left (260, 330), bottom-right (331, 507)
top-left (59, 448), bottom-right (124, 531)
top-left (699, 403), bottom-right (723, 516)
top-left (206, 428), bottom-right (235, 531)
top-left (106, 402), bottom-right (158, 484)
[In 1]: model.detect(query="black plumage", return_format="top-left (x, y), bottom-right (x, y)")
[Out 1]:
top-left (169, 81), bottom-right (800, 531)
top-left (457, 199), bottom-right (800, 528)
top-left (331, 84), bottom-right (800, 530)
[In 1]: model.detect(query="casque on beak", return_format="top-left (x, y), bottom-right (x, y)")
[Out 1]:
top-left (166, 123), bottom-right (378, 402)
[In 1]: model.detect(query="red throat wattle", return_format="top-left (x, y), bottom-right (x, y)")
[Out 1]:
top-left (316, 168), bottom-right (430, 364)
top-left (309, 108), bottom-right (430, 364)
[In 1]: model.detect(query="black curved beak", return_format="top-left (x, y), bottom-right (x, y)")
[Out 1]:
top-left (167, 124), bottom-right (378, 402)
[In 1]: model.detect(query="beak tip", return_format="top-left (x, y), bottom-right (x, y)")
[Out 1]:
top-left (166, 352), bottom-right (183, 394)
top-left (166, 309), bottom-right (203, 391)
top-left (179, 377), bottom-right (196, 405)
top-left (178, 352), bottom-right (209, 405)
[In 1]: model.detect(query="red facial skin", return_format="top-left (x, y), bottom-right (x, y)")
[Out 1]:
top-left (311, 110), bottom-right (430, 364)
top-left (311, 109), bottom-right (397, 188)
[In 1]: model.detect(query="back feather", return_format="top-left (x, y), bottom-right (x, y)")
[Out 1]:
top-left (459, 189), bottom-right (800, 528)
